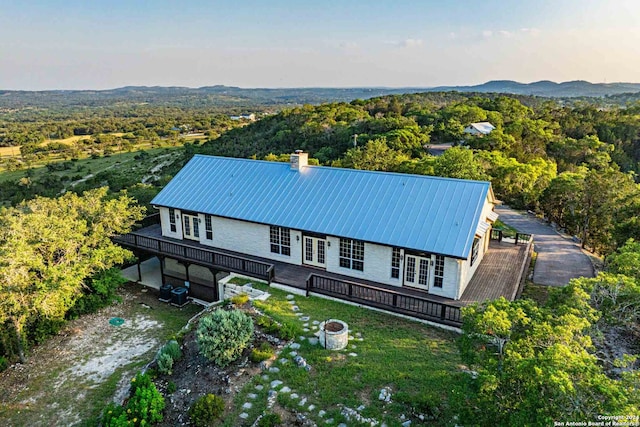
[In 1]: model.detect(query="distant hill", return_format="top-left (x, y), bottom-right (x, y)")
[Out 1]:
top-left (0, 86), bottom-right (430, 110)
top-left (2, 80), bottom-right (640, 112)
top-left (428, 80), bottom-right (640, 98)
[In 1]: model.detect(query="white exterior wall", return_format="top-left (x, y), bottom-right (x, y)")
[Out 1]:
top-left (426, 256), bottom-right (462, 300)
top-left (201, 216), bottom-right (304, 265)
top-left (156, 210), bottom-right (483, 301)
top-left (325, 237), bottom-right (403, 287)
top-left (458, 231), bottom-right (488, 298)
top-left (159, 206), bottom-right (183, 239)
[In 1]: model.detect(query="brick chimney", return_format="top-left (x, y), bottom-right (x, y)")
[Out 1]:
top-left (290, 150), bottom-right (308, 171)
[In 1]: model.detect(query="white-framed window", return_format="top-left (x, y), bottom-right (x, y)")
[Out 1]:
top-left (339, 238), bottom-right (364, 271)
top-left (391, 247), bottom-right (401, 279)
top-left (270, 226), bottom-right (291, 256)
top-left (471, 237), bottom-right (480, 266)
top-left (169, 208), bottom-right (177, 232)
top-left (434, 255), bottom-right (445, 288)
top-left (205, 214), bottom-right (213, 240)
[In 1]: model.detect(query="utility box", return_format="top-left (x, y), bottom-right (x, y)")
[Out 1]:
top-left (171, 287), bottom-right (188, 307)
top-left (159, 284), bottom-right (172, 302)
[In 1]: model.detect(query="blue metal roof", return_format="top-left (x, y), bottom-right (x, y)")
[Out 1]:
top-left (151, 155), bottom-right (492, 259)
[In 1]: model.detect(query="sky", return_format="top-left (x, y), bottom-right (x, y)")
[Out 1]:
top-left (1, 0), bottom-right (639, 90)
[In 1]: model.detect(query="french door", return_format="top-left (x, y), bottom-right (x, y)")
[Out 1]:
top-left (303, 236), bottom-right (326, 268)
top-left (182, 214), bottom-right (200, 241)
top-left (404, 254), bottom-right (431, 290)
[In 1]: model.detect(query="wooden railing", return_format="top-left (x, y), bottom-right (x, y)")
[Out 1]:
top-left (114, 233), bottom-right (275, 283)
top-left (306, 274), bottom-right (462, 327)
top-left (490, 229), bottom-right (533, 245)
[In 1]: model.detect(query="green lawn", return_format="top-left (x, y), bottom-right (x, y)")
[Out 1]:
top-left (223, 277), bottom-right (463, 426)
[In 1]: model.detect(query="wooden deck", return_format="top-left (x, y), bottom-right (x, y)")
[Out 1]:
top-left (459, 240), bottom-right (531, 305)
top-left (121, 225), bottom-right (529, 308)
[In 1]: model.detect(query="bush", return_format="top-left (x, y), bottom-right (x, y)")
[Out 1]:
top-left (197, 309), bottom-right (254, 366)
top-left (231, 293), bottom-right (250, 306)
top-left (157, 339), bottom-right (182, 374)
top-left (67, 268), bottom-right (126, 319)
top-left (102, 372), bottom-right (165, 426)
top-left (0, 356), bottom-right (8, 372)
top-left (167, 381), bottom-right (177, 394)
top-left (250, 342), bottom-right (275, 363)
top-left (189, 394), bottom-right (225, 427)
top-left (162, 340), bottom-right (182, 360)
top-left (157, 352), bottom-right (174, 375)
top-left (276, 322), bottom-right (298, 341)
top-left (255, 315), bottom-right (299, 341)
top-left (258, 412), bottom-right (282, 427)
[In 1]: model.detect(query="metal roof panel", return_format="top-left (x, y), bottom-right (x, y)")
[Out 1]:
top-left (151, 155), bottom-right (492, 259)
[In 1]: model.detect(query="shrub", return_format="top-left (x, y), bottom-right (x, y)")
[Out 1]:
top-left (167, 381), bottom-right (177, 394)
top-left (255, 315), bottom-right (299, 341)
top-left (189, 394), bottom-right (225, 427)
top-left (157, 352), bottom-right (174, 375)
top-left (250, 342), bottom-right (275, 363)
top-left (157, 339), bottom-right (182, 375)
top-left (276, 322), bottom-right (298, 341)
top-left (67, 268), bottom-right (126, 319)
top-left (162, 340), bottom-right (182, 360)
top-left (0, 356), bottom-right (8, 372)
top-left (197, 309), bottom-right (254, 366)
top-left (231, 293), bottom-right (250, 306)
top-left (102, 372), bottom-right (165, 426)
top-left (258, 412), bottom-right (282, 427)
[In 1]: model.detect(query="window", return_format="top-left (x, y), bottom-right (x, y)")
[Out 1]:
top-left (391, 247), bottom-right (401, 279)
top-left (434, 255), bottom-right (445, 288)
top-left (192, 216), bottom-right (200, 238)
top-left (205, 214), bottom-right (213, 240)
top-left (471, 237), bottom-right (480, 266)
top-left (169, 208), bottom-right (176, 233)
top-left (339, 238), bottom-right (364, 271)
top-left (270, 226), bottom-right (291, 256)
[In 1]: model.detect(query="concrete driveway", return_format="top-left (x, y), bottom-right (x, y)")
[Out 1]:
top-left (495, 205), bottom-right (594, 286)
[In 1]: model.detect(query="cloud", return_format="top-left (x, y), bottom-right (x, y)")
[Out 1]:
top-left (339, 41), bottom-right (359, 50)
top-left (520, 28), bottom-right (541, 36)
top-left (497, 30), bottom-right (512, 38)
top-left (400, 38), bottom-right (424, 48)
top-left (481, 30), bottom-right (493, 39)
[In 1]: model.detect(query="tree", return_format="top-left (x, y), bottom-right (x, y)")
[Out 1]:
top-left (457, 286), bottom-right (636, 425)
top-left (432, 146), bottom-right (488, 181)
top-left (0, 188), bottom-right (144, 362)
top-left (335, 138), bottom-right (409, 171)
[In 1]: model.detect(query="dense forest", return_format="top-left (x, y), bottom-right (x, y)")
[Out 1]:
top-left (200, 92), bottom-right (640, 255)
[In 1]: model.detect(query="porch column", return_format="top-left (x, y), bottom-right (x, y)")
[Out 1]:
top-left (136, 251), bottom-right (142, 282)
top-left (209, 268), bottom-right (220, 301)
top-left (159, 256), bottom-right (165, 284)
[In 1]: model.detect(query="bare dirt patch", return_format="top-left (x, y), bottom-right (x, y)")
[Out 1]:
top-left (0, 284), bottom-right (201, 426)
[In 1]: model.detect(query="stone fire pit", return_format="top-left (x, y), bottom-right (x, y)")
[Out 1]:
top-left (318, 319), bottom-right (349, 350)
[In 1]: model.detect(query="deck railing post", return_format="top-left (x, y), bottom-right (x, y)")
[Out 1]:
top-left (393, 294), bottom-right (397, 307)
top-left (306, 275), bottom-right (311, 297)
top-left (440, 304), bottom-right (446, 320)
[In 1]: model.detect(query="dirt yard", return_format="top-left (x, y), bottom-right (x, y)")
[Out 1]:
top-left (0, 284), bottom-right (202, 426)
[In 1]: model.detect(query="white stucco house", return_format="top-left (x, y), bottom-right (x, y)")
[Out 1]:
top-left (464, 122), bottom-right (495, 136)
top-left (121, 151), bottom-right (499, 309)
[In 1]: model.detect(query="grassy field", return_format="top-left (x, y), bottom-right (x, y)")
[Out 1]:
top-left (222, 277), bottom-right (463, 427)
top-left (0, 284), bottom-right (202, 427)
top-left (0, 145), bottom-right (183, 184)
